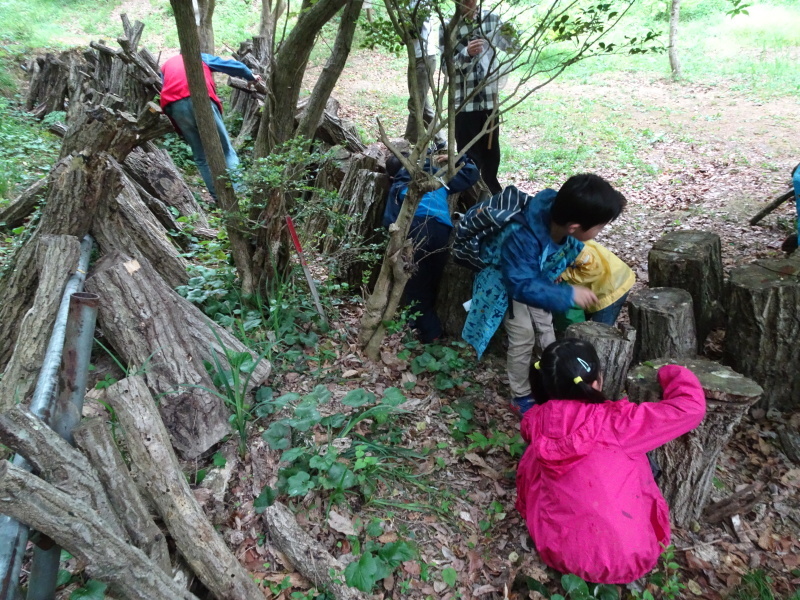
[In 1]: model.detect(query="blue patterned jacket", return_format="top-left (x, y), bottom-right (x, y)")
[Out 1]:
top-left (462, 189), bottom-right (583, 358)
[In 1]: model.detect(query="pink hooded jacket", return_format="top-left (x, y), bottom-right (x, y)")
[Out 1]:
top-left (515, 365), bottom-right (706, 584)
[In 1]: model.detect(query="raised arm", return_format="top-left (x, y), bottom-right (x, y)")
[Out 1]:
top-left (201, 53), bottom-right (256, 81)
top-left (611, 365), bottom-right (707, 455)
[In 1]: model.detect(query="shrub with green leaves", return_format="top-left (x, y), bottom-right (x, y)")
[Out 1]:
top-left (343, 540), bottom-right (416, 593)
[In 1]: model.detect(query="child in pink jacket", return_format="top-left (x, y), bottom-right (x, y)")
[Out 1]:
top-left (515, 339), bottom-right (706, 584)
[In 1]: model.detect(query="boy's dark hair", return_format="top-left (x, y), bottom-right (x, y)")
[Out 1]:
top-left (530, 338), bottom-right (607, 405)
top-left (385, 152), bottom-right (412, 179)
top-left (551, 173), bottom-right (627, 230)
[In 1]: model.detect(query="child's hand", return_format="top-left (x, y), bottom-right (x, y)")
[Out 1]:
top-left (571, 285), bottom-right (598, 308)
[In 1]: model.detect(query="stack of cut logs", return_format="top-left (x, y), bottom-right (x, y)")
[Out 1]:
top-left (0, 16), bottom-right (374, 600)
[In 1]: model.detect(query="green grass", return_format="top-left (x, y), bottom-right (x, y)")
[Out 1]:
top-left (0, 98), bottom-right (60, 200)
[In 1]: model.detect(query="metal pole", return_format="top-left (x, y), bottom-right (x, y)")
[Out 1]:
top-left (27, 292), bottom-right (99, 600)
top-left (0, 236), bottom-right (94, 600)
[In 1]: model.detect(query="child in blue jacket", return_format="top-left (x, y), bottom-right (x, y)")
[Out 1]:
top-left (461, 174), bottom-right (627, 414)
top-left (384, 153), bottom-right (480, 342)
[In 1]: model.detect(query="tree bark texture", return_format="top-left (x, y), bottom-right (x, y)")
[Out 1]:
top-left (668, 0), bottom-right (681, 78)
top-left (230, 37), bottom-right (269, 145)
top-left (0, 153), bottom-right (118, 371)
top-left (723, 255), bottom-right (800, 410)
top-left (263, 501), bottom-right (370, 600)
top-left (564, 321), bottom-right (636, 400)
top-left (627, 287), bottom-right (696, 364)
top-left (73, 417), bottom-right (171, 574)
top-left (326, 169), bottom-right (389, 286)
top-left (25, 51), bottom-right (84, 117)
top-left (0, 177), bottom-right (48, 231)
top-left (105, 376), bottom-right (264, 600)
top-left (91, 166), bottom-right (190, 288)
top-left (0, 406), bottom-right (127, 539)
top-left (85, 255), bottom-right (271, 458)
top-left (0, 235), bottom-right (80, 411)
top-left (296, 0), bottom-right (364, 143)
top-left (434, 257), bottom-right (474, 338)
top-left (0, 461), bottom-right (199, 600)
top-left (123, 142), bottom-right (210, 228)
top-left (171, 0), bottom-right (256, 296)
top-left (648, 230), bottom-right (724, 348)
top-left (196, 0), bottom-right (217, 54)
top-left (627, 357), bottom-right (762, 526)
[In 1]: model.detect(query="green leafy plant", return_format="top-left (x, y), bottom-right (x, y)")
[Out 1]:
top-left (255, 386), bottom-right (418, 508)
top-left (545, 574), bottom-right (619, 600)
top-left (343, 540), bottom-right (416, 593)
top-left (409, 342), bottom-right (473, 391)
top-left (196, 330), bottom-right (269, 457)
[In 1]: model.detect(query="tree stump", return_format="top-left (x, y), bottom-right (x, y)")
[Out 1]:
top-left (724, 254), bottom-right (800, 410)
top-left (434, 257), bottom-right (474, 338)
top-left (627, 287), bottom-right (696, 363)
top-left (648, 230), bottom-right (724, 348)
top-left (564, 321), bottom-right (636, 400)
top-left (328, 169), bottom-right (389, 286)
top-left (85, 255), bottom-right (271, 458)
top-left (627, 357), bottom-right (763, 526)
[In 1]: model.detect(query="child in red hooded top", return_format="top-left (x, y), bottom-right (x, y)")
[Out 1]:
top-left (515, 338), bottom-right (706, 584)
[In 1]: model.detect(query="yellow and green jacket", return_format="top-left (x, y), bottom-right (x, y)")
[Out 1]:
top-left (561, 241), bottom-right (635, 313)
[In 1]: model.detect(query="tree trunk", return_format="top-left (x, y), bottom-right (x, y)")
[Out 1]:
top-left (91, 167), bottom-right (190, 288)
top-left (724, 254), bottom-right (800, 410)
top-left (73, 418), bottom-right (171, 574)
top-left (229, 37), bottom-right (269, 146)
top-left (296, 0), bottom-right (364, 143)
top-left (627, 357), bottom-right (762, 526)
top-left (254, 0), bottom-right (348, 158)
top-left (0, 177), bottom-right (48, 231)
top-left (85, 254), bottom-right (271, 458)
top-left (648, 230), bottom-right (724, 349)
top-left (123, 142), bottom-right (210, 228)
top-left (0, 461), bottom-right (199, 600)
top-left (627, 287), bottom-right (696, 363)
top-left (263, 502), bottom-right (370, 600)
top-left (0, 406), bottom-right (127, 539)
top-left (196, 0), bottom-right (216, 54)
top-left (105, 376), bottom-right (264, 600)
top-left (170, 0), bottom-right (256, 296)
top-left (564, 321), bottom-right (636, 400)
top-left (668, 0), bottom-right (681, 78)
top-left (0, 235), bottom-right (80, 410)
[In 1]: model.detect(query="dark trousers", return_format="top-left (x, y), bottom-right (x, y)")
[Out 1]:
top-left (455, 110), bottom-right (502, 195)
top-left (404, 217), bottom-right (452, 343)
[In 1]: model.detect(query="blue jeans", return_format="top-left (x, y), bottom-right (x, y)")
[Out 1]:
top-left (588, 292), bottom-right (629, 326)
top-left (165, 97), bottom-right (240, 198)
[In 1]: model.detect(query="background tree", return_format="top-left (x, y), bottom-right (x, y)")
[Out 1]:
top-left (669, 0), bottom-right (681, 77)
top-left (195, 0), bottom-right (216, 53)
top-left (357, 0), bottom-right (662, 357)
